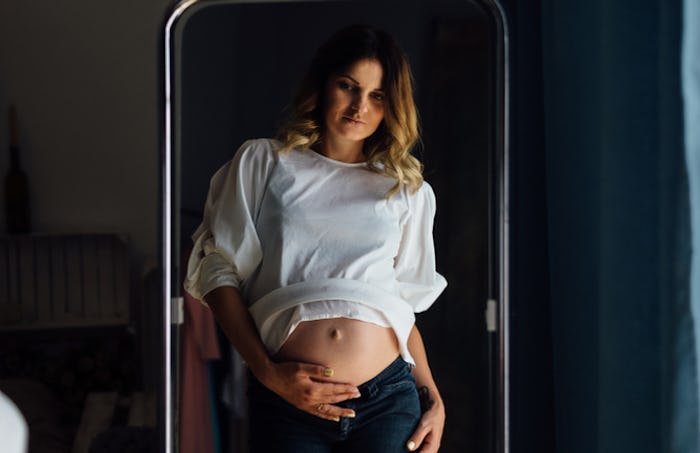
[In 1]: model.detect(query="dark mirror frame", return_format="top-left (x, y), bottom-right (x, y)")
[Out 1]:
top-left (160, 1), bottom-right (509, 451)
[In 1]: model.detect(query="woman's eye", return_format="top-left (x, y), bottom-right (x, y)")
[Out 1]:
top-left (372, 92), bottom-right (385, 101)
top-left (338, 81), bottom-right (354, 91)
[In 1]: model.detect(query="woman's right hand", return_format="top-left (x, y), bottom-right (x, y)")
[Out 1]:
top-left (259, 361), bottom-right (361, 422)
top-left (202, 287), bottom-right (359, 421)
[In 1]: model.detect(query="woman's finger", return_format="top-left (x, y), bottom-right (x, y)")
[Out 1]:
top-left (311, 381), bottom-right (361, 398)
top-left (317, 388), bottom-right (362, 403)
top-left (406, 423), bottom-right (430, 452)
top-left (294, 363), bottom-right (336, 379)
top-left (421, 436), bottom-right (440, 453)
top-left (296, 381), bottom-right (359, 405)
top-left (291, 363), bottom-right (360, 397)
top-left (311, 402), bottom-right (356, 421)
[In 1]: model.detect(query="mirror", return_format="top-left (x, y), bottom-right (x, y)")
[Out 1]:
top-left (162, 0), bottom-right (508, 451)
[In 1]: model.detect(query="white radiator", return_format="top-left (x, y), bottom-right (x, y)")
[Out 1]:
top-left (0, 234), bottom-right (130, 330)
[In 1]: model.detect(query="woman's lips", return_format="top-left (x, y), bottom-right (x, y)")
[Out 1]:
top-left (342, 116), bottom-right (365, 124)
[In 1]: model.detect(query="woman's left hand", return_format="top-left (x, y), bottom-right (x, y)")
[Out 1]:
top-left (405, 397), bottom-right (445, 452)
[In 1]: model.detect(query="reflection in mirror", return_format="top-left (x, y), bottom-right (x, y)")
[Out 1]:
top-left (165, 1), bottom-right (507, 452)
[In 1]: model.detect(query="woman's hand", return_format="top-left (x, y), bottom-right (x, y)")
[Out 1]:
top-left (260, 361), bottom-right (361, 422)
top-left (203, 288), bottom-right (361, 422)
top-left (406, 396), bottom-right (445, 452)
top-left (406, 325), bottom-right (445, 452)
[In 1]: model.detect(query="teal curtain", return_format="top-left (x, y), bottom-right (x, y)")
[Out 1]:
top-left (541, 1), bottom-right (693, 451)
top-left (681, 0), bottom-right (700, 450)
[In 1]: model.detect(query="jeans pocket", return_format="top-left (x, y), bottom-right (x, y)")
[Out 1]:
top-left (374, 380), bottom-right (421, 424)
top-left (377, 368), bottom-right (418, 400)
top-left (380, 379), bottom-right (416, 395)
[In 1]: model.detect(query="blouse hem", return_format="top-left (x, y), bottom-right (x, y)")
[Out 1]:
top-left (248, 278), bottom-right (418, 365)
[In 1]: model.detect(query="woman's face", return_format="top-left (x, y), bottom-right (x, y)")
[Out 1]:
top-left (322, 58), bottom-right (386, 147)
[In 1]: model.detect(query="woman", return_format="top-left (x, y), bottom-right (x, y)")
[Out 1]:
top-left (185, 25), bottom-right (447, 452)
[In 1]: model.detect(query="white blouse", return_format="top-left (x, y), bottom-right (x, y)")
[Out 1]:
top-left (184, 138), bottom-right (447, 365)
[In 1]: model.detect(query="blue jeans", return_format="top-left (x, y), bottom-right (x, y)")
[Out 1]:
top-left (248, 356), bottom-right (422, 453)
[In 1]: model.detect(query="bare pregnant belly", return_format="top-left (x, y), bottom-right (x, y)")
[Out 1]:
top-left (273, 318), bottom-right (401, 385)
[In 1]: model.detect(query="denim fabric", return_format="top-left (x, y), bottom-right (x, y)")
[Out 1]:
top-left (248, 356), bottom-right (421, 453)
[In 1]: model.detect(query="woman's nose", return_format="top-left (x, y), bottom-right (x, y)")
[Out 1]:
top-left (351, 93), bottom-right (369, 113)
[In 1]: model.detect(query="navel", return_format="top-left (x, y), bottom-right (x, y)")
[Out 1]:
top-left (329, 327), bottom-right (343, 341)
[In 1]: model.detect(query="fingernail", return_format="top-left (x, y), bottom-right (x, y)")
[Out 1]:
top-left (323, 368), bottom-right (334, 377)
top-left (353, 392), bottom-right (361, 398)
top-left (332, 416), bottom-right (340, 422)
top-left (406, 440), bottom-right (416, 451)
top-left (346, 411), bottom-right (356, 418)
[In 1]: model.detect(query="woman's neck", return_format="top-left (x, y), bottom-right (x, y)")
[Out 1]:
top-left (315, 137), bottom-right (366, 163)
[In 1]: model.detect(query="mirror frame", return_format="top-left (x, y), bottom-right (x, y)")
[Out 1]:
top-left (160, 1), bottom-right (509, 451)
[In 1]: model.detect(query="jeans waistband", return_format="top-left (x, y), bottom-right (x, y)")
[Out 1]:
top-left (356, 356), bottom-right (409, 398)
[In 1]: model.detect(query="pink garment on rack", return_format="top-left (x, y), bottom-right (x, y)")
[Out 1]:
top-left (179, 283), bottom-right (221, 453)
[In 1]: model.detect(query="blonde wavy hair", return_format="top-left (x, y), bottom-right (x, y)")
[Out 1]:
top-left (275, 25), bottom-right (423, 198)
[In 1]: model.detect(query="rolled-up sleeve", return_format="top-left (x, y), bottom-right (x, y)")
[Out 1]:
top-left (393, 182), bottom-right (447, 312)
top-left (184, 139), bottom-right (276, 302)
